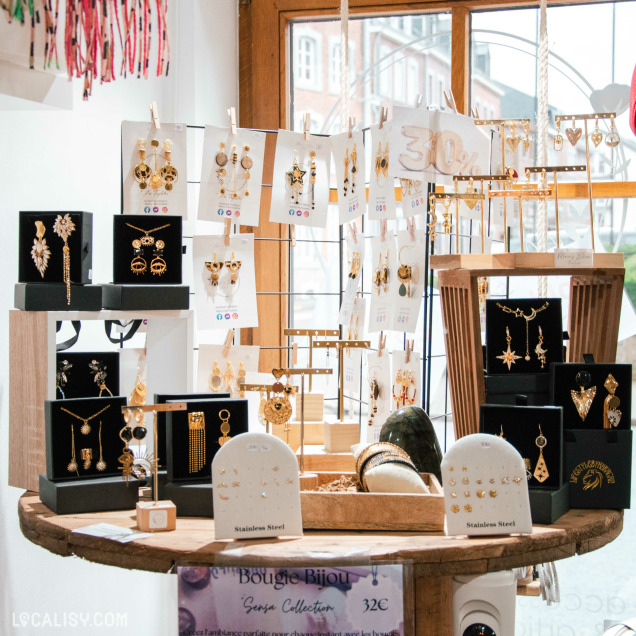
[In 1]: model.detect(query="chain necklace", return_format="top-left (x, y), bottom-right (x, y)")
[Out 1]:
top-left (60, 404), bottom-right (111, 435)
top-left (124, 223), bottom-right (171, 246)
top-left (496, 301), bottom-right (549, 361)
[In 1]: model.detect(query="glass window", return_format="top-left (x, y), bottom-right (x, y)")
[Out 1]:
top-left (407, 58), bottom-right (419, 106)
top-left (379, 45), bottom-right (393, 97)
top-left (393, 59), bottom-right (405, 103)
top-left (293, 30), bottom-right (322, 91)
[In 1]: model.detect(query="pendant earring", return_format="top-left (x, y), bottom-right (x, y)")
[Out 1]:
top-left (605, 114), bottom-right (621, 147)
top-left (603, 373), bottom-right (622, 429)
top-left (56, 359), bottom-right (72, 399)
top-left (133, 138), bottom-right (152, 189)
top-left (188, 412), bottom-right (206, 473)
top-left (31, 220), bottom-right (51, 278)
top-left (224, 362), bottom-right (236, 395)
top-left (566, 117), bottom-right (582, 147)
top-left (130, 235), bottom-right (147, 275)
top-left (397, 246), bottom-right (414, 298)
top-left (522, 121), bottom-right (532, 153)
top-left (237, 363), bottom-right (246, 397)
top-left (533, 425), bottom-right (549, 482)
top-left (88, 359), bottom-right (113, 397)
top-left (554, 117), bottom-right (563, 151)
top-left (374, 141), bottom-right (389, 182)
top-left (53, 213), bottom-right (76, 305)
top-left (209, 362), bottom-right (223, 392)
top-left (205, 253), bottom-right (224, 286)
top-left (442, 197), bottom-right (452, 235)
top-left (497, 326), bottom-right (521, 370)
top-left (218, 409), bottom-right (231, 446)
top-left (505, 123), bottom-right (521, 153)
top-left (381, 250), bottom-right (390, 292)
top-left (463, 177), bottom-right (478, 211)
top-left (591, 115), bottom-right (603, 147)
top-left (534, 325), bottom-right (548, 369)
top-left (150, 239), bottom-right (167, 276)
top-left (349, 252), bottom-right (361, 279)
top-left (225, 252), bottom-right (241, 284)
top-left (524, 458), bottom-right (532, 480)
top-left (427, 195), bottom-right (438, 242)
top-left (67, 425), bottom-right (79, 476)
top-left (148, 140), bottom-right (164, 190)
top-left (216, 142), bottom-right (228, 195)
top-left (343, 148), bottom-right (349, 197)
top-left (350, 143), bottom-right (358, 194)
top-left (287, 156), bottom-right (306, 205)
top-left (160, 139), bottom-right (178, 191)
top-left (96, 421), bottom-right (107, 471)
top-left (82, 448), bottom-right (93, 471)
top-left (264, 371), bottom-right (293, 426)
top-left (309, 151), bottom-right (316, 210)
top-left (368, 373), bottom-right (379, 426)
top-left (571, 370), bottom-right (596, 421)
top-left (241, 145), bottom-right (252, 197)
top-left (373, 253), bottom-right (383, 296)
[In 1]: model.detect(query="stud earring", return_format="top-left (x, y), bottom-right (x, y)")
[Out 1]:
top-left (603, 373), bottom-right (622, 429)
top-left (287, 156), bottom-right (306, 205)
top-left (241, 145), bottom-right (252, 197)
top-left (522, 121), bottom-right (532, 153)
top-left (53, 213), bottom-right (76, 305)
top-left (534, 325), bottom-right (548, 369)
top-left (218, 409), bottom-right (231, 446)
top-left (209, 362), bottom-right (224, 392)
top-left (309, 151), bottom-right (317, 210)
top-left (216, 142), bottom-right (228, 195)
top-left (67, 425), bottom-right (79, 476)
top-left (591, 115), bottom-right (603, 148)
top-left (571, 370), bottom-right (596, 421)
top-left (605, 114), bottom-right (620, 147)
top-left (188, 412), bottom-right (206, 473)
top-left (205, 253), bottom-right (224, 286)
top-left (427, 194), bottom-right (438, 242)
top-left (496, 326), bottom-right (521, 370)
top-left (554, 117), bottom-right (563, 151)
top-left (225, 252), bottom-right (241, 284)
top-left (133, 138), bottom-right (152, 189)
top-left (533, 424), bottom-right (549, 482)
top-left (160, 139), bottom-right (178, 191)
top-left (566, 117), bottom-right (582, 147)
top-left (505, 123), bottom-right (521, 153)
top-left (31, 221), bottom-right (51, 278)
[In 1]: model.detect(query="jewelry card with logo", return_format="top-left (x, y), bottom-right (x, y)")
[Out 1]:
top-left (368, 234), bottom-right (397, 333)
top-left (122, 121), bottom-right (187, 216)
top-left (337, 231), bottom-right (366, 326)
top-left (269, 130), bottom-right (331, 228)
top-left (192, 234), bottom-right (258, 330)
top-left (342, 297), bottom-right (366, 394)
top-left (198, 126), bottom-right (266, 227)
top-left (212, 432), bottom-right (303, 540)
top-left (196, 344), bottom-right (260, 395)
top-left (391, 228), bottom-right (427, 333)
top-left (331, 129), bottom-right (366, 224)
top-left (365, 350), bottom-right (392, 443)
top-left (368, 123), bottom-right (397, 221)
top-left (400, 178), bottom-right (428, 219)
top-left (391, 349), bottom-right (421, 409)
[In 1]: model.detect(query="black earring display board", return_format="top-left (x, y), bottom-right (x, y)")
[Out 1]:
top-left (166, 398), bottom-right (248, 482)
top-left (551, 362), bottom-right (632, 430)
top-left (19, 211), bottom-right (93, 284)
top-left (45, 396), bottom-right (127, 481)
top-left (113, 214), bottom-right (183, 284)
top-left (485, 298), bottom-right (563, 375)
top-left (55, 352), bottom-right (120, 400)
top-left (480, 404), bottom-right (565, 490)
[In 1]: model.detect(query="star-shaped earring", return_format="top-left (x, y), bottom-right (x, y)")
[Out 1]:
top-left (497, 325), bottom-right (521, 371)
top-left (287, 156), bottom-right (306, 203)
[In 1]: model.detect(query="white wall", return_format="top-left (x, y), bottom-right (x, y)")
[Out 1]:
top-left (0, 3), bottom-right (238, 634)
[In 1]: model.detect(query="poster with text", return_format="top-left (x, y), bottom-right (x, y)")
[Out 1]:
top-left (368, 123), bottom-right (397, 221)
top-left (122, 121), bottom-right (187, 216)
top-left (332, 129), bottom-right (367, 224)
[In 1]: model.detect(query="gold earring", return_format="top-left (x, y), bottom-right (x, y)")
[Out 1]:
top-left (571, 370), bottom-right (596, 421)
top-left (53, 213), bottom-right (76, 305)
top-left (566, 117), bottom-right (582, 147)
top-left (427, 195), bottom-right (438, 242)
top-left (241, 145), bottom-right (252, 197)
top-left (205, 253), bottom-right (224, 286)
top-left (264, 372), bottom-right (293, 426)
top-left (309, 151), bottom-right (317, 210)
top-left (150, 239), bottom-right (167, 276)
top-left (606, 114), bottom-right (621, 147)
top-left (591, 116), bottom-right (603, 147)
top-left (133, 138), bottom-right (152, 189)
top-left (350, 143), bottom-right (358, 194)
top-left (373, 253), bottom-right (383, 295)
top-left (349, 252), bottom-right (361, 279)
top-left (522, 121), bottom-right (532, 152)
top-left (442, 196), bottom-right (452, 235)
top-left (82, 448), bottom-right (93, 471)
top-left (374, 141), bottom-right (389, 181)
top-left (603, 374), bottom-right (622, 429)
top-left (209, 362), bottom-right (223, 391)
top-left (67, 425), bottom-right (79, 475)
top-left (224, 363), bottom-right (236, 394)
top-left (218, 409), bottom-right (231, 446)
top-left (237, 362), bottom-right (246, 397)
top-left (160, 139), bottom-right (178, 191)
top-left (188, 412), bottom-right (206, 473)
top-left (368, 373), bottom-right (379, 426)
top-left (534, 425), bottom-right (549, 482)
top-left (343, 148), bottom-right (349, 197)
top-left (496, 326), bottom-right (521, 370)
top-left (287, 156), bottom-right (306, 205)
top-left (225, 252), bottom-right (241, 284)
top-left (31, 221), bottom-right (51, 278)
top-left (96, 421), bottom-right (107, 471)
top-left (216, 142), bottom-right (228, 195)
top-left (463, 177), bottom-right (478, 210)
top-left (534, 325), bottom-right (548, 369)
top-left (397, 246), bottom-right (415, 298)
top-left (553, 117), bottom-right (563, 151)
top-left (506, 123), bottom-right (521, 153)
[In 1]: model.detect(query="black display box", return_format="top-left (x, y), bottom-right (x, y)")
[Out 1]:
top-left (485, 373), bottom-right (550, 406)
top-left (157, 479), bottom-right (214, 517)
top-left (45, 396), bottom-right (127, 481)
top-left (39, 473), bottom-right (139, 515)
top-left (113, 215), bottom-right (183, 284)
top-left (565, 429), bottom-right (632, 509)
top-left (55, 352), bottom-right (120, 400)
top-left (529, 483), bottom-right (570, 524)
top-left (166, 398), bottom-right (248, 482)
top-left (19, 211), bottom-right (93, 284)
top-left (153, 392), bottom-right (231, 466)
top-left (485, 298), bottom-right (563, 374)
top-left (551, 362), bottom-right (632, 430)
top-left (101, 283), bottom-right (189, 310)
top-left (15, 283), bottom-right (102, 311)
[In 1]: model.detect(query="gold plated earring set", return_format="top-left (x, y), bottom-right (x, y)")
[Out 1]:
top-left (204, 252), bottom-right (241, 287)
top-left (133, 138), bottom-right (178, 191)
top-left (126, 222), bottom-right (169, 276)
top-left (571, 370), bottom-right (621, 428)
top-left (496, 302), bottom-right (549, 370)
top-left (209, 361), bottom-right (246, 396)
top-left (216, 143), bottom-right (252, 198)
top-left (554, 115), bottom-right (620, 151)
top-left (373, 250), bottom-right (390, 295)
top-left (504, 122), bottom-right (532, 154)
top-left (62, 404), bottom-right (111, 475)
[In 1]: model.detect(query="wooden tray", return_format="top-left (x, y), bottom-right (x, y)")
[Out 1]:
top-left (300, 471), bottom-right (445, 532)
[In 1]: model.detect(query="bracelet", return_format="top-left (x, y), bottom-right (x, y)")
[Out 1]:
top-left (355, 442), bottom-right (411, 480)
top-left (360, 453), bottom-right (420, 492)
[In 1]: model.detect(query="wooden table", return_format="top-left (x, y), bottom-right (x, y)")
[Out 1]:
top-left (19, 493), bottom-right (623, 634)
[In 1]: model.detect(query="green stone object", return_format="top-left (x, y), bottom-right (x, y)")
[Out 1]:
top-left (380, 406), bottom-right (443, 481)
top-left (399, 284), bottom-right (407, 297)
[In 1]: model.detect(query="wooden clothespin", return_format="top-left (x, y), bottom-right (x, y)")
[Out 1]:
top-left (472, 107), bottom-right (481, 119)
top-left (304, 113), bottom-right (311, 141)
top-left (379, 106), bottom-right (388, 129)
top-left (380, 219), bottom-right (388, 243)
top-left (405, 339), bottom-right (413, 364)
top-left (224, 218), bottom-right (231, 246)
top-left (149, 101), bottom-right (160, 129)
top-left (378, 332), bottom-right (386, 357)
top-left (348, 117), bottom-right (355, 139)
top-left (227, 107), bottom-right (237, 136)
top-left (291, 343), bottom-right (298, 366)
top-left (223, 330), bottom-right (235, 358)
top-left (290, 225), bottom-right (296, 248)
top-left (415, 94), bottom-right (425, 109)
top-left (348, 222), bottom-right (358, 244)
top-left (406, 217), bottom-right (416, 242)
top-left (443, 90), bottom-right (458, 114)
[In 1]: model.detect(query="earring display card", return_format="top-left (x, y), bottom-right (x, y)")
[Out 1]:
top-left (45, 396), bottom-right (127, 481)
top-left (192, 233), bottom-right (258, 330)
top-left (212, 432), bottom-right (303, 540)
top-left (165, 398), bottom-right (249, 482)
top-left (565, 429), bottom-right (632, 509)
top-left (112, 214), bottom-right (183, 284)
top-left (400, 178), bottom-right (428, 219)
top-left (551, 363), bottom-right (632, 431)
top-left (485, 298), bottom-right (563, 375)
top-left (196, 344), bottom-right (260, 395)
top-left (441, 433), bottom-right (533, 537)
top-left (480, 404), bottom-right (565, 489)
top-left (269, 130), bottom-right (331, 228)
top-left (55, 352), bottom-right (120, 400)
top-left (121, 121), bottom-right (187, 216)
top-left (390, 228), bottom-right (427, 333)
top-left (368, 122), bottom-right (397, 221)
top-left (19, 211), bottom-right (93, 284)
top-left (365, 351), bottom-right (392, 444)
top-left (338, 231), bottom-right (366, 326)
top-left (391, 349), bottom-right (422, 409)
top-left (198, 125), bottom-right (266, 227)
top-left (368, 234), bottom-right (398, 333)
top-left (331, 129), bottom-right (367, 224)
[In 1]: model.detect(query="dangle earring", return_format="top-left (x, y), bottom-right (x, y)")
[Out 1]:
top-left (591, 116), bottom-right (603, 147)
top-left (571, 370), bottom-right (596, 421)
top-left (225, 252), bottom-right (242, 284)
top-left (53, 213), bottom-right (76, 305)
top-left (82, 448), bottom-right (93, 471)
top-left (264, 371), bottom-right (293, 426)
top-left (343, 148), bottom-right (350, 197)
top-left (605, 114), bottom-right (621, 147)
top-left (237, 363), bottom-right (246, 397)
top-left (374, 141), bottom-right (389, 182)
top-left (218, 409), bottom-right (232, 446)
top-left (209, 362), bottom-right (223, 392)
top-left (533, 425), bottom-right (549, 482)
top-left (31, 221), bottom-right (51, 277)
top-left (381, 250), bottom-right (390, 292)
top-left (230, 145), bottom-right (239, 199)
top-left (160, 139), bottom-right (178, 191)
top-left (522, 121), bottom-right (532, 153)
top-left (442, 197), bottom-right (452, 235)
top-left (566, 117), bottom-right (582, 147)
top-left (241, 145), bottom-right (252, 197)
top-left (188, 412), bottom-right (206, 473)
top-left (67, 425), bottom-right (79, 476)
top-left (553, 117), bottom-right (563, 151)
top-left (505, 123), bottom-right (521, 153)
top-left (309, 151), bottom-right (317, 210)
top-left (603, 374), bottom-right (622, 429)
top-left (397, 246), bottom-right (415, 298)
top-left (205, 253), bottom-right (224, 286)
top-left (216, 142), bottom-right (228, 195)
top-left (287, 156), bottom-right (306, 205)
top-left (88, 360), bottom-right (113, 397)
top-left (427, 195), bottom-right (438, 242)
top-left (130, 235), bottom-right (147, 275)
top-left (368, 372), bottom-right (379, 426)
top-left (133, 138), bottom-right (152, 189)
top-left (224, 363), bottom-right (236, 395)
top-left (56, 359), bottom-right (72, 399)
top-left (463, 177), bottom-right (478, 211)
top-left (150, 239), bottom-right (167, 276)
top-left (373, 253), bottom-right (383, 296)
top-left (534, 325), bottom-right (548, 369)
top-left (350, 143), bottom-right (358, 194)
top-left (496, 326), bottom-right (521, 370)
top-left (349, 252), bottom-right (361, 280)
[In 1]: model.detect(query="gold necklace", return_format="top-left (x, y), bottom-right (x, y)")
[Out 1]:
top-left (60, 404), bottom-right (111, 436)
top-left (124, 223), bottom-right (171, 245)
top-left (496, 301), bottom-right (549, 361)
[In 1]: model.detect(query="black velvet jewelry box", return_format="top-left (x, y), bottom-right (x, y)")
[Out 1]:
top-left (166, 398), bottom-right (248, 482)
top-left (485, 298), bottom-right (563, 375)
top-left (14, 282), bottom-right (103, 311)
top-left (485, 372), bottom-right (551, 406)
top-left (45, 396), bottom-right (127, 481)
top-left (157, 479), bottom-right (214, 517)
top-left (550, 362), bottom-right (632, 430)
top-left (18, 211), bottom-right (93, 284)
top-left (55, 352), bottom-right (120, 400)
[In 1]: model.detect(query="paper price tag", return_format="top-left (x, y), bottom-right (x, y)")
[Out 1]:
top-left (554, 248), bottom-right (594, 268)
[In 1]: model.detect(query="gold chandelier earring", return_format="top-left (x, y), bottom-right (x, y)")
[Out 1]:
top-left (571, 370), bottom-right (596, 421)
top-left (31, 220), bottom-right (51, 278)
top-left (205, 253), bottom-right (224, 286)
top-left (188, 412), bottom-right (206, 473)
top-left (216, 142), bottom-right (228, 195)
top-left (133, 138), bottom-right (152, 189)
top-left (241, 145), bottom-right (252, 197)
top-left (53, 213), bottom-right (76, 305)
top-left (225, 253), bottom-right (241, 284)
top-left (160, 139), bottom-right (178, 191)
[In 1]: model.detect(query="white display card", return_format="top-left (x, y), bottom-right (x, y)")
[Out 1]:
top-left (400, 178), bottom-right (428, 219)
top-left (212, 432), bottom-right (303, 540)
top-left (441, 433), bottom-right (533, 537)
top-left (390, 227), bottom-right (427, 333)
top-left (343, 349), bottom-right (363, 394)
top-left (198, 125), bottom-right (266, 227)
top-left (364, 350), bottom-right (393, 444)
top-left (390, 349), bottom-right (422, 409)
top-left (121, 121), bottom-right (187, 216)
top-left (368, 233), bottom-right (398, 333)
top-left (192, 234), bottom-right (258, 330)
top-left (196, 344), bottom-right (260, 395)
top-left (337, 230), bottom-right (366, 326)
top-left (368, 123), bottom-right (397, 221)
top-left (269, 130), bottom-right (331, 228)
top-left (331, 129), bottom-right (367, 224)
top-left (390, 106), bottom-right (490, 186)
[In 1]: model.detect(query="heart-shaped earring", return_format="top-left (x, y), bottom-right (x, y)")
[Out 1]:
top-left (566, 118), bottom-right (582, 146)
top-left (605, 114), bottom-right (621, 147)
top-left (505, 123), bottom-right (521, 153)
top-left (590, 116), bottom-right (603, 147)
top-left (272, 368), bottom-right (286, 380)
